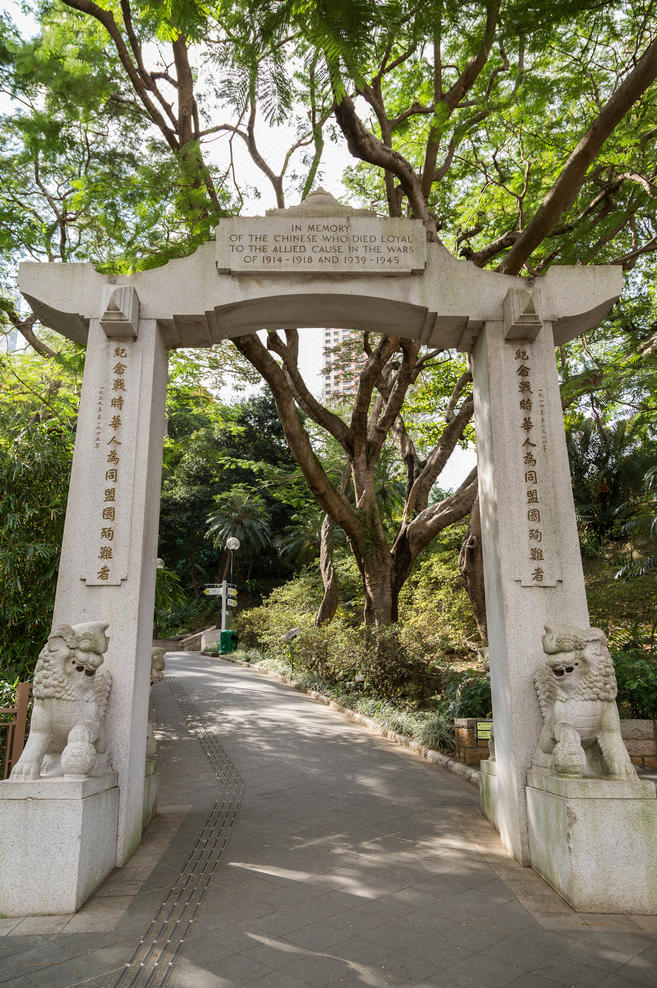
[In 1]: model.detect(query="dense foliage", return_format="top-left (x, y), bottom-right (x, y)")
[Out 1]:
top-left (2, 1), bottom-right (656, 626)
top-left (1, 3), bottom-right (656, 697)
top-left (235, 527), bottom-right (657, 720)
top-left (0, 345), bottom-right (79, 679)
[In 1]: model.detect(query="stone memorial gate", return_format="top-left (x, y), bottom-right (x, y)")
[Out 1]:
top-left (2, 190), bottom-right (656, 916)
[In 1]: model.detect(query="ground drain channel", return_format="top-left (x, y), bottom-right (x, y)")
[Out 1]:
top-left (114, 677), bottom-right (245, 988)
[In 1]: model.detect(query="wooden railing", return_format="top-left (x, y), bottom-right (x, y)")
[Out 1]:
top-left (1, 682), bottom-right (31, 779)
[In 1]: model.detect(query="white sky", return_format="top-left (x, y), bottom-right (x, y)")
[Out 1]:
top-left (3, 2), bottom-right (476, 488)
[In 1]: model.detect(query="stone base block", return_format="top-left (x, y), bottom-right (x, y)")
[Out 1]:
top-left (526, 769), bottom-right (657, 913)
top-left (0, 772), bottom-right (119, 916)
top-left (479, 758), bottom-right (500, 832)
top-left (143, 759), bottom-right (159, 829)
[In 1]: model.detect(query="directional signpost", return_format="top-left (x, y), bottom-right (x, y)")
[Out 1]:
top-left (202, 581), bottom-right (238, 629)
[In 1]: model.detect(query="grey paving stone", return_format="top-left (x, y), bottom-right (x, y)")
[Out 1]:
top-left (535, 957), bottom-right (624, 986)
top-left (20, 954), bottom-right (116, 988)
top-left (0, 940), bottom-right (48, 965)
top-left (482, 934), bottom-right (565, 972)
top-left (371, 950), bottom-right (445, 986)
top-left (560, 939), bottom-right (645, 973)
top-left (325, 934), bottom-right (395, 967)
top-left (6, 654), bottom-right (657, 988)
top-left (167, 956), bottom-right (233, 987)
top-left (249, 968), bottom-right (321, 987)
top-left (610, 952), bottom-right (657, 985)
top-left (2, 942), bottom-right (72, 981)
top-left (267, 951), bottom-right (356, 986)
top-left (327, 965), bottom-right (394, 987)
top-left (627, 941), bottom-right (657, 964)
top-left (435, 950), bottom-right (529, 987)
top-left (505, 974), bottom-right (560, 988)
top-left (205, 946), bottom-right (287, 984)
top-left (281, 922), bottom-right (351, 952)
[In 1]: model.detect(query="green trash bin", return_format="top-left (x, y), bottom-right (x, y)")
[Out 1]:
top-left (220, 629), bottom-right (237, 654)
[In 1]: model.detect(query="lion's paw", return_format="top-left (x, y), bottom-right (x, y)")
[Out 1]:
top-left (10, 757), bottom-right (42, 780)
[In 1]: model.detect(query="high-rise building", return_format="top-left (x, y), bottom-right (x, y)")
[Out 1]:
top-left (321, 328), bottom-right (365, 400)
top-left (0, 329), bottom-right (18, 354)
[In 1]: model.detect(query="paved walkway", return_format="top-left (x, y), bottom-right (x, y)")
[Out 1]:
top-left (2, 651), bottom-right (657, 987)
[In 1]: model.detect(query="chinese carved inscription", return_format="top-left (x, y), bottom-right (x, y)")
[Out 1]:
top-left (510, 344), bottom-right (560, 587)
top-left (82, 340), bottom-right (141, 585)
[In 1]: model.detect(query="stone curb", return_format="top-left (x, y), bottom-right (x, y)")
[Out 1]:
top-left (213, 652), bottom-right (480, 788)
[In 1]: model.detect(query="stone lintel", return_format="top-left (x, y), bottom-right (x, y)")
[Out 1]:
top-left (18, 246), bottom-right (623, 351)
top-left (100, 285), bottom-right (140, 339)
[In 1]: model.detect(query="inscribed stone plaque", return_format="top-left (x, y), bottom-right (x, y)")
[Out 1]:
top-left (216, 216), bottom-right (427, 275)
top-left (82, 338), bottom-right (141, 585)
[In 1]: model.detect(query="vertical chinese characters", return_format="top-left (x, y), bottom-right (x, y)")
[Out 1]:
top-left (514, 347), bottom-right (547, 584)
top-left (96, 346), bottom-right (129, 581)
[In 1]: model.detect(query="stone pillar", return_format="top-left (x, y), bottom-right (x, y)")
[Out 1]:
top-left (471, 306), bottom-right (589, 864)
top-left (52, 310), bottom-right (168, 865)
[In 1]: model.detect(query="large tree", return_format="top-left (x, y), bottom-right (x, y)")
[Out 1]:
top-left (3, 0), bottom-right (657, 626)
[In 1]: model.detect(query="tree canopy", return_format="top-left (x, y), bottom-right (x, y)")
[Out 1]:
top-left (1, 0), bottom-right (656, 630)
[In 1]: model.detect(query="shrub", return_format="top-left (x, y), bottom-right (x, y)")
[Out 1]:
top-left (0, 678), bottom-right (19, 777)
top-left (415, 708), bottom-right (455, 752)
top-left (443, 669), bottom-right (492, 718)
top-left (399, 534), bottom-right (482, 659)
top-left (585, 552), bottom-right (657, 651)
top-left (613, 649), bottom-right (657, 719)
top-left (233, 567), bottom-right (324, 650)
top-left (268, 622), bottom-right (450, 705)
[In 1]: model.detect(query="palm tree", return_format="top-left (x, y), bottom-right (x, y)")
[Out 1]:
top-left (278, 505), bottom-right (325, 566)
top-left (616, 465), bottom-right (657, 578)
top-left (567, 418), bottom-right (655, 541)
top-left (206, 486), bottom-right (271, 579)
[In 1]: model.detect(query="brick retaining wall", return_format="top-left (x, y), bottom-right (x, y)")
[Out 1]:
top-left (453, 717), bottom-right (657, 770)
top-left (621, 719), bottom-right (657, 770)
top-left (454, 718), bottom-right (493, 766)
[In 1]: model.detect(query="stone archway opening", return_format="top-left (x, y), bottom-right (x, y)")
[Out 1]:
top-left (3, 190), bottom-right (654, 919)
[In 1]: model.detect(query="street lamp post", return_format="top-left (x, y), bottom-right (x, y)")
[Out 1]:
top-left (222, 537), bottom-right (240, 631)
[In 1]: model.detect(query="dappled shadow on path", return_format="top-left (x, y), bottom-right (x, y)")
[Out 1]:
top-left (153, 652), bottom-right (657, 988)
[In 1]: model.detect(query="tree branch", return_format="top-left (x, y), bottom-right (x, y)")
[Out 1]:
top-left (333, 92), bottom-right (435, 233)
top-left (500, 36), bottom-right (657, 274)
top-left (231, 332), bottom-right (359, 538)
top-left (61, 0), bottom-right (180, 151)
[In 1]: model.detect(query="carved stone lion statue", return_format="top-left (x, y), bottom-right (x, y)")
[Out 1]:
top-left (11, 622), bottom-right (112, 780)
top-left (150, 647), bottom-right (166, 686)
top-left (532, 624), bottom-right (636, 780)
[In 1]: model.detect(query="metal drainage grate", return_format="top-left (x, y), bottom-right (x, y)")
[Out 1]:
top-left (114, 677), bottom-right (245, 988)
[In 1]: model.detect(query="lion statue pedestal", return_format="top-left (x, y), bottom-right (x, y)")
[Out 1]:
top-left (526, 625), bottom-right (657, 913)
top-left (0, 623), bottom-right (119, 916)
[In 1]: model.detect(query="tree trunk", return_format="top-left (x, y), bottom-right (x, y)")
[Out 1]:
top-left (362, 550), bottom-right (395, 625)
top-left (315, 514), bottom-right (339, 626)
top-left (458, 493), bottom-right (488, 643)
